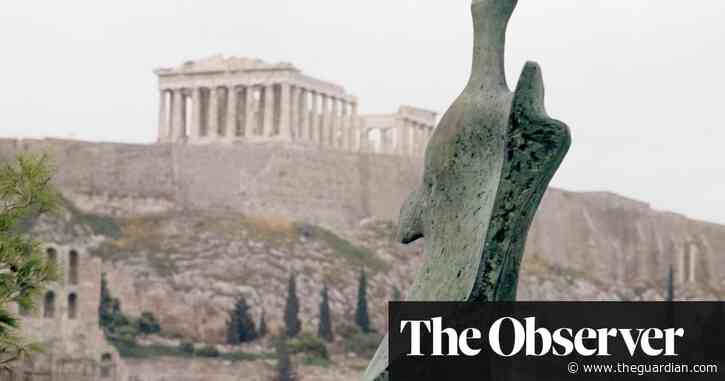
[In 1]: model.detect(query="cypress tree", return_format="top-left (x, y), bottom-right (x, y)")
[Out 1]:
top-left (392, 286), bottom-right (402, 301)
top-left (284, 275), bottom-right (302, 337)
top-left (99, 273), bottom-right (114, 328)
top-left (275, 335), bottom-right (296, 381)
top-left (317, 285), bottom-right (333, 342)
top-left (226, 296), bottom-right (258, 344)
top-left (259, 309), bottom-right (268, 338)
top-left (355, 270), bottom-right (371, 333)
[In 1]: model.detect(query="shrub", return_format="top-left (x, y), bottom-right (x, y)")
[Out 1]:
top-left (179, 340), bottom-right (195, 355)
top-left (138, 311), bottom-right (162, 335)
top-left (288, 333), bottom-right (329, 360)
top-left (343, 332), bottom-right (381, 358)
top-left (196, 345), bottom-right (220, 358)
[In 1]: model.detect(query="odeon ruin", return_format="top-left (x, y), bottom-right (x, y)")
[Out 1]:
top-left (155, 55), bottom-right (438, 156)
top-left (3, 246), bottom-right (127, 381)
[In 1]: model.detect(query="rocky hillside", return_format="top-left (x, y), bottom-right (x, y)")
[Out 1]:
top-left (27, 187), bottom-right (725, 345)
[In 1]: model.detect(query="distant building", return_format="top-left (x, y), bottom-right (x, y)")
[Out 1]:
top-left (4, 245), bottom-right (127, 381)
top-left (155, 55), bottom-right (437, 157)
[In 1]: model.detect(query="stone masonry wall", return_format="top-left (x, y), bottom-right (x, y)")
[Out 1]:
top-left (0, 138), bottom-right (420, 229)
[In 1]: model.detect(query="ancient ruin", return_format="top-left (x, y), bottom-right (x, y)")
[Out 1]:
top-left (5, 245), bottom-right (127, 381)
top-left (155, 55), bottom-right (437, 156)
top-left (364, 0), bottom-right (571, 378)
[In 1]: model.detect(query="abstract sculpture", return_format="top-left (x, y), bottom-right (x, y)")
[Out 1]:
top-left (364, 0), bottom-right (571, 379)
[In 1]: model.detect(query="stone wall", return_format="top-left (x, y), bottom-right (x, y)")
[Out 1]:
top-left (0, 138), bottom-right (420, 229)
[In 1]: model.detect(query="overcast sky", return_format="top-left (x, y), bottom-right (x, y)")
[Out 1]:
top-left (1, 1), bottom-right (723, 224)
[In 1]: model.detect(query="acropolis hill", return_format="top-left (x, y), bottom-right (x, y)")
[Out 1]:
top-left (3, 55), bottom-right (725, 381)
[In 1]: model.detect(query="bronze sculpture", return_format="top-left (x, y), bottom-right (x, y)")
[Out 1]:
top-left (364, 0), bottom-right (571, 379)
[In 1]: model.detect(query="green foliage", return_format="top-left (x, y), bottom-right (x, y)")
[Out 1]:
top-left (0, 154), bottom-right (59, 366)
top-left (284, 275), bottom-right (301, 338)
top-left (317, 286), bottom-right (333, 342)
top-left (195, 345), bottom-right (220, 358)
top-left (100, 274), bottom-right (161, 349)
top-left (392, 286), bottom-right (403, 301)
top-left (343, 332), bottom-right (382, 358)
top-left (355, 270), bottom-right (371, 333)
top-left (275, 335), bottom-right (296, 381)
top-left (138, 311), bottom-right (161, 335)
top-left (225, 295), bottom-right (258, 344)
top-left (288, 333), bottom-right (329, 360)
top-left (179, 340), bottom-right (195, 355)
top-left (301, 354), bottom-right (331, 368)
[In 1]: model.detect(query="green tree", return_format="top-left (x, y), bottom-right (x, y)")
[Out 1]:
top-left (355, 270), bottom-right (370, 333)
top-left (258, 309), bottom-right (268, 338)
top-left (392, 286), bottom-right (402, 301)
top-left (138, 311), bottom-right (161, 335)
top-left (225, 295), bottom-right (258, 344)
top-left (275, 336), bottom-right (296, 381)
top-left (0, 155), bottom-right (59, 368)
top-left (284, 275), bottom-right (301, 338)
top-left (317, 285), bottom-right (333, 342)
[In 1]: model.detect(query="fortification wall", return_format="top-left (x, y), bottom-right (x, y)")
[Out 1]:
top-left (0, 138), bottom-right (422, 228)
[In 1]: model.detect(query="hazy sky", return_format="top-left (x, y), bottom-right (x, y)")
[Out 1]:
top-left (1, 1), bottom-right (723, 224)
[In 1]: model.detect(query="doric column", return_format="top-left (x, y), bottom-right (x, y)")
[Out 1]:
top-left (208, 87), bottom-right (219, 139)
top-left (245, 86), bottom-right (255, 137)
top-left (289, 85), bottom-right (298, 140)
top-left (171, 89), bottom-right (185, 143)
top-left (299, 89), bottom-right (309, 141)
top-left (279, 83), bottom-right (291, 140)
top-left (310, 92), bottom-right (318, 143)
top-left (319, 94), bottom-right (329, 146)
top-left (191, 87), bottom-right (202, 140)
top-left (350, 101), bottom-right (359, 151)
top-left (329, 98), bottom-right (339, 148)
top-left (227, 87), bottom-right (238, 139)
top-left (340, 101), bottom-right (349, 150)
top-left (158, 90), bottom-right (168, 142)
top-left (263, 84), bottom-right (274, 137)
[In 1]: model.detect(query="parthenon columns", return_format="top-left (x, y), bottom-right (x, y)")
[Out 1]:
top-left (158, 90), bottom-right (169, 142)
top-left (171, 89), bottom-right (186, 142)
top-left (263, 85), bottom-right (274, 137)
top-left (158, 84), bottom-right (360, 148)
top-left (227, 87), bottom-right (238, 139)
top-left (280, 83), bottom-right (291, 139)
top-left (191, 87), bottom-right (202, 139)
top-left (208, 87), bottom-right (219, 138)
top-left (319, 95), bottom-right (329, 147)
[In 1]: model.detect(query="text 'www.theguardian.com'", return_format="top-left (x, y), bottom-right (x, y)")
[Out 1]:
top-left (574, 361), bottom-right (718, 376)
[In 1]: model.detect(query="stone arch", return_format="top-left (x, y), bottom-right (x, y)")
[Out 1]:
top-left (67, 293), bottom-right (78, 320)
top-left (100, 353), bottom-right (113, 378)
top-left (69, 250), bottom-right (79, 285)
top-left (46, 247), bottom-right (57, 268)
top-left (43, 291), bottom-right (55, 318)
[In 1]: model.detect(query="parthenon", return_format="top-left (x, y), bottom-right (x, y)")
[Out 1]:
top-left (155, 55), bottom-right (437, 156)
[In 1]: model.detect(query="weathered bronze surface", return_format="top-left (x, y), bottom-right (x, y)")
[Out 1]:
top-left (364, 0), bottom-right (571, 379)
